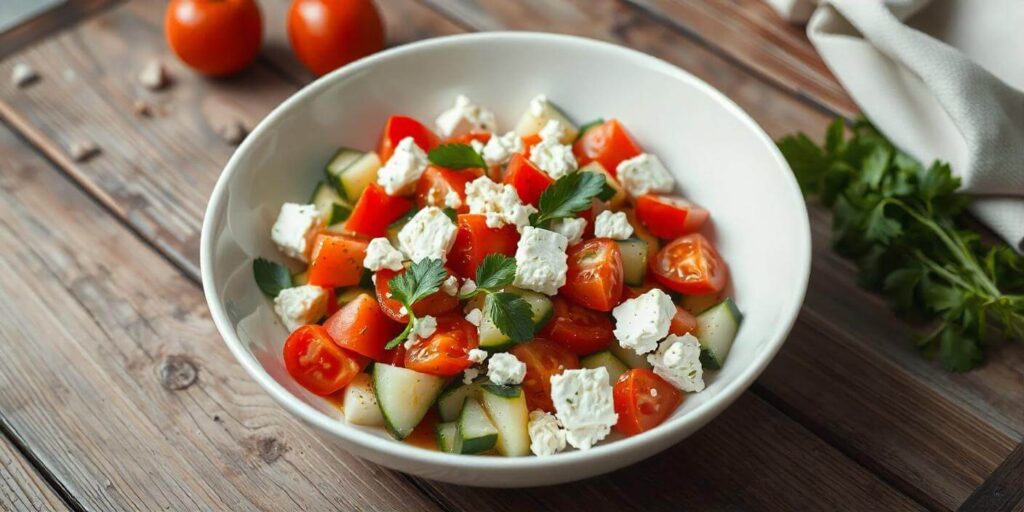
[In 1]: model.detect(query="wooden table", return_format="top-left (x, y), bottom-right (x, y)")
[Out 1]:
top-left (0, 1), bottom-right (1021, 510)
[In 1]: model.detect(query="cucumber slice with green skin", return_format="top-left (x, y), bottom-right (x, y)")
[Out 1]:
top-left (681, 293), bottom-right (722, 316)
top-left (615, 238), bottom-right (648, 287)
top-left (479, 384), bottom-right (531, 457)
top-left (310, 181), bottom-right (352, 226)
top-left (435, 421), bottom-right (462, 454)
top-left (514, 98), bottom-right (578, 144)
top-left (325, 149), bottom-right (382, 201)
top-left (580, 351), bottom-right (630, 383)
top-left (694, 298), bottom-right (742, 370)
top-left (477, 288), bottom-right (554, 351)
top-left (436, 381), bottom-right (481, 422)
top-left (385, 208), bottom-right (417, 248)
top-left (342, 373), bottom-right (384, 427)
top-left (292, 270), bottom-right (309, 286)
top-left (372, 363), bottom-right (447, 440)
top-left (335, 287), bottom-right (371, 308)
top-left (609, 341), bottom-right (652, 370)
top-left (458, 399), bottom-right (498, 454)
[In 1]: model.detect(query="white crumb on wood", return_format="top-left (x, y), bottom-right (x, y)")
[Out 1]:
top-left (69, 141), bottom-right (101, 162)
top-left (138, 59), bottom-right (169, 90)
top-left (217, 120), bottom-right (247, 145)
top-left (12, 63), bottom-right (39, 88)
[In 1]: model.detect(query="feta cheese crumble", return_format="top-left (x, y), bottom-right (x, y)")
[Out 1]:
top-left (487, 352), bottom-right (526, 385)
top-left (550, 367), bottom-right (618, 450)
top-left (271, 203), bottom-right (322, 263)
top-left (649, 333), bottom-right (705, 392)
top-left (529, 94), bottom-right (549, 117)
top-left (479, 131), bottom-right (524, 167)
top-left (467, 348), bottom-right (488, 364)
top-left (377, 137), bottom-right (428, 195)
top-left (459, 279), bottom-right (478, 296)
top-left (529, 120), bottom-right (577, 179)
top-left (273, 285), bottom-right (329, 333)
top-left (441, 275), bottom-right (459, 296)
top-left (513, 226), bottom-right (569, 295)
top-left (612, 288), bottom-right (675, 355)
top-left (465, 308), bottom-right (484, 327)
top-left (405, 315), bottom-right (438, 349)
top-left (463, 367), bottom-right (480, 385)
top-left (397, 207), bottom-right (457, 263)
top-left (549, 217), bottom-right (587, 246)
top-left (593, 210), bottom-right (634, 240)
top-left (364, 237), bottom-right (404, 272)
top-left (465, 176), bottom-right (537, 232)
top-left (435, 95), bottom-right (497, 138)
top-left (528, 410), bottom-right (567, 457)
top-left (616, 153), bottom-right (675, 197)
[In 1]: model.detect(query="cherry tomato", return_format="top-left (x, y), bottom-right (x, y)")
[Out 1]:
top-left (651, 234), bottom-right (729, 295)
top-left (613, 369), bottom-right (682, 436)
top-left (503, 153), bottom-right (553, 207)
top-left (307, 234), bottom-right (368, 288)
top-left (345, 182), bottom-right (413, 237)
top-left (635, 195), bottom-right (709, 239)
top-left (287, 0), bottom-right (385, 77)
top-left (382, 344), bottom-right (406, 367)
top-left (164, 0), bottom-right (262, 76)
top-left (283, 325), bottom-right (368, 395)
top-left (510, 339), bottom-right (579, 412)
top-left (323, 293), bottom-right (401, 361)
top-left (539, 297), bottom-right (615, 355)
top-left (448, 214), bottom-right (519, 279)
top-left (378, 115), bottom-right (439, 163)
top-left (415, 166), bottom-right (483, 213)
top-left (374, 268), bottom-right (460, 323)
top-left (573, 119), bottom-right (642, 176)
top-left (404, 316), bottom-right (480, 376)
top-left (563, 238), bottom-right (624, 312)
top-left (521, 133), bottom-right (542, 158)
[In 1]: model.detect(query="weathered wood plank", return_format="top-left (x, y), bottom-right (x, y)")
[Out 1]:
top-left (0, 0), bottom-right (119, 59)
top-left (0, 432), bottom-right (67, 512)
top-left (959, 442), bottom-right (1024, 512)
top-left (0, 126), bottom-right (442, 511)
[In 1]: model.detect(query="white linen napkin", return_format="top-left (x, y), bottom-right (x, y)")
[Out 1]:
top-left (764, 0), bottom-right (1024, 251)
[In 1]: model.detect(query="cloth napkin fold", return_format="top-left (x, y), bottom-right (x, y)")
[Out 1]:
top-left (765, 0), bottom-right (1024, 251)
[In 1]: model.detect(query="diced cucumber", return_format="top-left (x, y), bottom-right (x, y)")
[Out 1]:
top-left (436, 381), bottom-right (481, 422)
top-left (616, 238), bottom-right (648, 287)
top-left (580, 161), bottom-right (627, 208)
top-left (574, 118), bottom-right (604, 143)
top-left (477, 288), bottom-right (554, 351)
top-left (514, 97), bottom-right (578, 144)
top-left (609, 341), bottom-right (652, 370)
top-left (335, 287), bottom-right (370, 308)
top-left (385, 208), bottom-right (417, 248)
top-left (342, 373), bottom-right (384, 427)
top-left (435, 421), bottom-right (463, 454)
top-left (458, 399), bottom-right (498, 454)
top-left (580, 351), bottom-right (630, 383)
top-left (372, 363), bottom-right (447, 440)
top-left (694, 298), bottom-right (742, 370)
top-left (681, 293), bottom-right (722, 315)
top-left (292, 270), bottom-right (309, 286)
top-left (479, 384), bottom-right (530, 457)
top-left (309, 181), bottom-right (352, 228)
top-left (325, 148), bottom-right (381, 201)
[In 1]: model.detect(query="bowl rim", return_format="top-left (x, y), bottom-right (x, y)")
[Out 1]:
top-left (200, 31), bottom-right (811, 471)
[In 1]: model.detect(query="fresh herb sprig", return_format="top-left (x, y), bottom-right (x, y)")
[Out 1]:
top-left (532, 171), bottom-right (606, 228)
top-left (253, 258), bottom-right (292, 297)
top-left (428, 143), bottom-right (487, 170)
top-left (459, 254), bottom-right (536, 344)
top-left (385, 258), bottom-right (448, 349)
top-left (778, 118), bottom-right (1024, 371)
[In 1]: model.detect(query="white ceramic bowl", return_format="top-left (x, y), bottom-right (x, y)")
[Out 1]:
top-left (201, 32), bottom-right (811, 487)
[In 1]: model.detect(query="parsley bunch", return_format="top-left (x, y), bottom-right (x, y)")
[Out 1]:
top-left (385, 258), bottom-right (448, 349)
top-left (460, 254), bottom-right (536, 344)
top-left (779, 119), bottom-right (1024, 371)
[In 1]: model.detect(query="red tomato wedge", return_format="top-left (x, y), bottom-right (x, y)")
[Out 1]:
top-left (374, 267), bottom-right (460, 323)
top-left (540, 297), bottom-right (615, 355)
top-left (635, 195), bottom-right (710, 239)
top-left (283, 325), bottom-right (369, 395)
top-left (404, 316), bottom-right (480, 376)
top-left (503, 153), bottom-right (553, 207)
top-left (442, 131), bottom-right (491, 146)
top-left (510, 339), bottom-right (579, 413)
top-left (572, 119), bottom-right (642, 176)
top-left (521, 133), bottom-right (542, 157)
top-left (345, 182), bottom-right (413, 237)
top-left (623, 286), bottom-right (697, 335)
top-left (378, 115), bottom-right (439, 162)
top-left (563, 238), bottom-right (624, 312)
top-left (448, 214), bottom-right (520, 279)
top-left (415, 166), bottom-right (483, 212)
top-left (307, 234), bottom-right (368, 288)
top-left (323, 293), bottom-right (401, 361)
top-left (613, 369), bottom-right (682, 436)
top-left (651, 233), bottom-right (729, 295)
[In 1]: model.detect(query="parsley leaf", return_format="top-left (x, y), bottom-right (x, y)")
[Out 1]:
top-left (428, 143), bottom-right (487, 170)
top-left (385, 258), bottom-right (447, 349)
top-left (473, 254), bottom-right (517, 293)
top-left (253, 258), bottom-right (292, 297)
top-left (488, 292), bottom-right (536, 344)
top-left (533, 171), bottom-right (606, 227)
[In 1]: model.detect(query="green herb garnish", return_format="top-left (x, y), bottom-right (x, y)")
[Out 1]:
top-left (253, 258), bottom-right (292, 297)
top-left (574, 118), bottom-right (604, 143)
top-left (385, 258), bottom-right (448, 349)
top-left (532, 171), bottom-right (606, 228)
top-left (428, 143), bottom-right (487, 170)
top-left (459, 254), bottom-right (536, 344)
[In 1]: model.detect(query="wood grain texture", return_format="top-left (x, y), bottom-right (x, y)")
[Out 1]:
top-left (0, 0), bottom-right (119, 59)
top-left (0, 125), bottom-right (442, 511)
top-left (0, 432), bottom-right (67, 512)
top-left (959, 441), bottom-right (1024, 512)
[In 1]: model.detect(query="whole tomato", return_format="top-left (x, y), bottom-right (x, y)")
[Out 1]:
top-left (165, 0), bottom-right (263, 76)
top-left (288, 0), bottom-right (386, 76)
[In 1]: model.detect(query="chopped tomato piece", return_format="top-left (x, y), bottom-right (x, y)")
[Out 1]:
top-left (448, 214), bottom-right (519, 279)
top-left (307, 234), bottom-right (368, 288)
top-left (503, 153), bottom-right (553, 207)
top-left (613, 369), bottom-right (682, 436)
top-left (651, 233), bottom-right (728, 295)
top-left (415, 165), bottom-right (483, 212)
top-left (573, 119), bottom-right (642, 176)
top-left (374, 267), bottom-right (460, 323)
top-left (540, 297), bottom-right (615, 355)
top-left (404, 316), bottom-right (479, 376)
top-left (345, 182), bottom-right (413, 237)
top-left (283, 325), bottom-right (369, 395)
top-left (442, 131), bottom-right (491, 146)
top-left (521, 133), bottom-right (541, 157)
top-left (563, 238), bottom-right (624, 312)
top-left (323, 293), bottom-right (402, 361)
top-left (635, 195), bottom-right (709, 239)
top-left (623, 286), bottom-right (696, 335)
top-left (378, 115), bottom-right (438, 162)
top-left (510, 339), bottom-right (579, 413)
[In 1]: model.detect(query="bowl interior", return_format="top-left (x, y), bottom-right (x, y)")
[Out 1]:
top-left (202, 33), bottom-right (809, 479)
